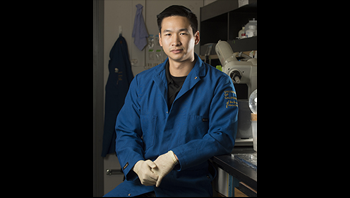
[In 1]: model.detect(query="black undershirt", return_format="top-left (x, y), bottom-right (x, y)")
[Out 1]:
top-left (165, 61), bottom-right (187, 110)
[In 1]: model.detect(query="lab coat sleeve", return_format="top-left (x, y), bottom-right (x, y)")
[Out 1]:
top-left (171, 75), bottom-right (238, 171)
top-left (115, 74), bottom-right (145, 181)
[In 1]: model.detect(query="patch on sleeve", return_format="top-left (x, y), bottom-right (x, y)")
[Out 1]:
top-left (123, 162), bottom-right (129, 170)
top-left (224, 90), bottom-right (238, 108)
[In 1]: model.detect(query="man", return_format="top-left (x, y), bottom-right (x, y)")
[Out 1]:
top-left (104, 5), bottom-right (238, 197)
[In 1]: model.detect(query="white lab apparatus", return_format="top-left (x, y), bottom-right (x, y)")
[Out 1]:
top-left (215, 40), bottom-right (257, 97)
top-left (249, 89), bottom-right (257, 152)
top-left (251, 114), bottom-right (257, 151)
top-left (244, 18), bottom-right (257, 37)
top-left (246, 25), bottom-right (257, 38)
top-left (238, 27), bottom-right (246, 39)
top-left (215, 40), bottom-right (257, 146)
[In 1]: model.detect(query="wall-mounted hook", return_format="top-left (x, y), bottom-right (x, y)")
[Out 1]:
top-left (119, 25), bottom-right (122, 35)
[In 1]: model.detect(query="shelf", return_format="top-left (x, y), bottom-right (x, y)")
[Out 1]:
top-left (200, 0), bottom-right (257, 55)
top-left (229, 36), bottom-right (257, 52)
top-left (198, 49), bottom-right (256, 61)
top-left (200, 0), bottom-right (238, 22)
top-left (200, 0), bottom-right (257, 22)
top-left (199, 54), bottom-right (218, 60)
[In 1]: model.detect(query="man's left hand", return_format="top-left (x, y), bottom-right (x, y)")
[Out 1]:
top-left (152, 151), bottom-right (178, 187)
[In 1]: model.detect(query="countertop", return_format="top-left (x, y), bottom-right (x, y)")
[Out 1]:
top-left (212, 146), bottom-right (257, 195)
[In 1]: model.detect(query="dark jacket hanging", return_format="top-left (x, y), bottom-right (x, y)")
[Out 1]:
top-left (101, 34), bottom-right (134, 157)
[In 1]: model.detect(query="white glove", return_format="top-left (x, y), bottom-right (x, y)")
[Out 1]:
top-left (152, 150), bottom-right (178, 187)
top-left (133, 160), bottom-right (159, 186)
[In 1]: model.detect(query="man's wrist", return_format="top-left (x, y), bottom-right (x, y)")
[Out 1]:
top-left (133, 160), bottom-right (142, 173)
top-left (168, 150), bottom-right (179, 165)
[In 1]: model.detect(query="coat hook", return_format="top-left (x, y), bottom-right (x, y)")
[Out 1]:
top-left (119, 25), bottom-right (122, 35)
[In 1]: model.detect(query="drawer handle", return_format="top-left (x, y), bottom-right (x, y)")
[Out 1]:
top-left (106, 169), bottom-right (123, 175)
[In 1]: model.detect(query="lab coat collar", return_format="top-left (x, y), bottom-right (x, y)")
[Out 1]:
top-left (195, 52), bottom-right (207, 78)
top-left (152, 53), bottom-right (207, 106)
top-left (177, 53), bottom-right (206, 100)
top-left (153, 53), bottom-right (206, 80)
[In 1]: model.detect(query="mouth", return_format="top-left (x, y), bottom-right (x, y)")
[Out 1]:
top-left (170, 49), bottom-right (183, 54)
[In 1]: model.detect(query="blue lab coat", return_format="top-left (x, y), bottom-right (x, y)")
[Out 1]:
top-left (101, 35), bottom-right (134, 157)
top-left (104, 53), bottom-right (238, 197)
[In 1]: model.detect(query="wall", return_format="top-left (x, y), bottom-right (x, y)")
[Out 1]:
top-left (104, 0), bottom-right (147, 193)
top-left (93, 0), bottom-right (104, 196)
top-left (102, 0), bottom-right (216, 195)
top-left (103, 0), bottom-right (212, 82)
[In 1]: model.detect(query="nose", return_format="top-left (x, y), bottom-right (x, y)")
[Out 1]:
top-left (171, 34), bottom-right (181, 46)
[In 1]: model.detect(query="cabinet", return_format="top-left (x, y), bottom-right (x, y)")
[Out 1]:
top-left (199, 0), bottom-right (257, 63)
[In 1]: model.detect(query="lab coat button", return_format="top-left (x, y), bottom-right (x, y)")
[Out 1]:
top-left (128, 193), bottom-right (131, 196)
top-left (194, 76), bottom-right (198, 79)
top-left (166, 111), bottom-right (168, 114)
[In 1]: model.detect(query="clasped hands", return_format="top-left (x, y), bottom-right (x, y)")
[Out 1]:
top-left (133, 151), bottom-right (178, 187)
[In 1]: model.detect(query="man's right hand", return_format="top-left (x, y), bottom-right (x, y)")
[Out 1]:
top-left (133, 160), bottom-right (159, 186)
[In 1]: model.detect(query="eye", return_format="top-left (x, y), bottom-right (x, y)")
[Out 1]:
top-left (165, 33), bottom-right (171, 36)
top-left (180, 33), bottom-right (187, 35)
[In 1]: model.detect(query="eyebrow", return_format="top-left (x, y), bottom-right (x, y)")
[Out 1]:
top-left (163, 28), bottom-right (189, 33)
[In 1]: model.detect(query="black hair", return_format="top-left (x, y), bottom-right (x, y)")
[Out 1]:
top-left (157, 5), bottom-right (198, 35)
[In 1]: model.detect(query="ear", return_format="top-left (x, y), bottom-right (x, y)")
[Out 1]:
top-left (194, 31), bottom-right (200, 45)
top-left (158, 33), bottom-right (162, 47)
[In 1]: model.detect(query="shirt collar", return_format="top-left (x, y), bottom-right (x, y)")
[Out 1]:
top-left (165, 55), bottom-right (199, 85)
top-left (153, 53), bottom-right (206, 86)
top-left (165, 60), bottom-right (173, 85)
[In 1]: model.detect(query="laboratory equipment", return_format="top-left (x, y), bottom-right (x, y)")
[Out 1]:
top-left (148, 34), bottom-right (154, 49)
top-left (249, 89), bottom-right (257, 151)
top-left (145, 33), bottom-right (166, 70)
top-left (238, 26), bottom-right (246, 39)
top-left (215, 40), bottom-right (257, 146)
top-left (155, 34), bottom-right (159, 46)
top-left (249, 89), bottom-right (257, 114)
top-left (215, 40), bottom-right (257, 97)
top-left (251, 113), bottom-right (257, 151)
top-left (203, 43), bottom-right (214, 65)
top-left (155, 49), bottom-right (162, 61)
top-left (148, 49), bottom-right (154, 60)
top-left (246, 25), bottom-right (257, 38)
top-left (244, 18), bottom-right (257, 37)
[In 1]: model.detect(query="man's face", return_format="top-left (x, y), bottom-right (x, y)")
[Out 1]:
top-left (159, 16), bottom-right (200, 62)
